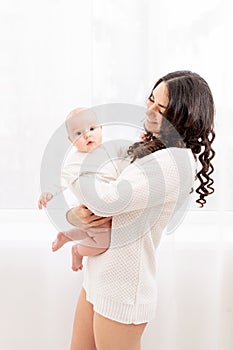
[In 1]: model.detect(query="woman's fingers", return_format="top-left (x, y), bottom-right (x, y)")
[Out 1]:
top-left (68, 205), bottom-right (100, 224)
top-left (66, 206), bottom-right (112, 230)
top-left (88, 216), bottom-right (112, 227)
top-left (84, 226), bottom-right (110, 234)
top-left (66, 207), bottom-right (91, 228)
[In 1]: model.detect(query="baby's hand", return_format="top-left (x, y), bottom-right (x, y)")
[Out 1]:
top-left (38, 192), bottom-right (53, 209)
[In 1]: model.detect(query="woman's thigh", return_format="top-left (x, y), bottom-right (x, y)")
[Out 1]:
top-left (70, 288), bottom-right (97, 350)
top-left (93, 312), bottom-right (148, 350)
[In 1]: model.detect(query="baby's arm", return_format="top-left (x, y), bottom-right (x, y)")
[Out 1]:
top-left (38, 153), bottom-right (83, 210)
top-left (38, 168), bottom-right (70, 210)
top-left (38, 192), bottom-right (53, 209)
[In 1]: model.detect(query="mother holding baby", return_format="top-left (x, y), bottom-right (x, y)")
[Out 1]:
top-left (67, 70), bottom-right (215, 350)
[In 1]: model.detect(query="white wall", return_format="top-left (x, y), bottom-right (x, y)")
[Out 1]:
top-left (1, 0), bottom-right (232, 210)
top-left (1, 0), bottom-right (233, 349)
top-left (0, 0), bottom-right (93, 207)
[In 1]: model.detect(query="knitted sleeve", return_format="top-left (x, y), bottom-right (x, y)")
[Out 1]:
top-left (78, 148), bottom-right (194, 217)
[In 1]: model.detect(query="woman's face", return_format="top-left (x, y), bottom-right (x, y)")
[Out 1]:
top-left (145, 81), bottom-right (169, 134)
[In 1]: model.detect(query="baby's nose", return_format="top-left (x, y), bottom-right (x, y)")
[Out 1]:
top-left (84, 131), bottom-right (91, 139)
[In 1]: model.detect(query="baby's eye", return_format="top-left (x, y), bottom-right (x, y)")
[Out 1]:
top-left (76, 131), bottom-right (82, 136)
top-left (89, 127), bottom-right (95, 131)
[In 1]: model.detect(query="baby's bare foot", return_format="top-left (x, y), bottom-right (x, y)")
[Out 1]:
top-left (52, 232), bottom-right (72, 252)
top-left (72, 244), bottom-right (83, 272)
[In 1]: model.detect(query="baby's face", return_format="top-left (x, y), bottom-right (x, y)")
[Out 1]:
top-left (67, 110), bottom-right (102, 152)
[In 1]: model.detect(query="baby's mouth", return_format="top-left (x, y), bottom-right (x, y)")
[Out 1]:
top-left (87, 140), bottom-right (94, 145)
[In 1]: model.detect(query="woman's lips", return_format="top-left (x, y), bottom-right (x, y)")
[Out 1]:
top-left (146, 118), bottom-right (158, 124)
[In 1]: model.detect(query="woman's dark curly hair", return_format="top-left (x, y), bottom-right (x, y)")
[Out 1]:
top-left (127, 70), bottom-right (215, 207)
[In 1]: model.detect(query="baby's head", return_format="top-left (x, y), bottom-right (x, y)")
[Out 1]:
top-left (66, 108), bottom-right (102, 153)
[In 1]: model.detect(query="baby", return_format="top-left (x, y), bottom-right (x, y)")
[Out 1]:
top-left (38, 108), bottom-right (113, 271)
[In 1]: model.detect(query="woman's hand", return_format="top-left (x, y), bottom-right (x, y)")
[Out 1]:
top-left (66, 204), bottom-right (112, 233)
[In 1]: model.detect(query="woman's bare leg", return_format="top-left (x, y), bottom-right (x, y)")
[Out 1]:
top-left (93, 312), bottom-right (148, 350)
top-left (70, 288), bottom-right (97, 350)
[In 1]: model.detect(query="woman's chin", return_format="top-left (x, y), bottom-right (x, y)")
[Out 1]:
top-left (145, 122), bottom-right (159, 134)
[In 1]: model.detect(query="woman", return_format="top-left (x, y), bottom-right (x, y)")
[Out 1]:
top-left (67, 70), bottom-right (215, 350)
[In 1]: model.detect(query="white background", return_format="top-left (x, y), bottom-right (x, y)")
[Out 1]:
top-left (0, 1), bottom-right (233, 349)
top-left (1, 0), bottom-right (232, 210)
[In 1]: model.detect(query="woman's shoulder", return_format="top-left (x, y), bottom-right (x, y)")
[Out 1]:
top-left (133, 147), bottom-right (193, 163)
top-left (155, 147), bottom-right (196, 172)
top-left (132, 147), bottom-right (196, 184)
top-left (150, 147), bottom-right (195, 166)
top-left (151, 146), bottom-right (193, 157)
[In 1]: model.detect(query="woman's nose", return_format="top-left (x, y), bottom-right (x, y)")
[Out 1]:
top-left (148, 102), bottom-right (158, 112)
top-left (147, 99), bottom-right (158, 111)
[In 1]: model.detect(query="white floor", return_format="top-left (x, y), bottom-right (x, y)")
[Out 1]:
top-left (0, 210), bottom-right (233, 350)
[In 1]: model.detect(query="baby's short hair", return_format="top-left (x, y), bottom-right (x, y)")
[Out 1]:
top-left (65, 107), bottom-right (99, 136)
top-left (65, 107), bottom-right (86, 134)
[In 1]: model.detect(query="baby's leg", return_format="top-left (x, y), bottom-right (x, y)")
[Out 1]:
top-left (71, 243), bottom-right (107, 272)
top-left (52, 228), bottom-right (89, 252)
top-left (71, 244), bottom-right (84, 272)
top-left (71, 232), bottom-right (111, 271)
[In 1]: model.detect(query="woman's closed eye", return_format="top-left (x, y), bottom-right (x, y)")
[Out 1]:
top-left (158, 110), bottom-right (164, 116)
top-left (148, 96), bottom-right (154, 103)
top-left (148, 96), bottom-right (164, 115)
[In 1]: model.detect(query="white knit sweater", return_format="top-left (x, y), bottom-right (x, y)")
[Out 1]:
top-left (78, 146), bottom-right (196, 324)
